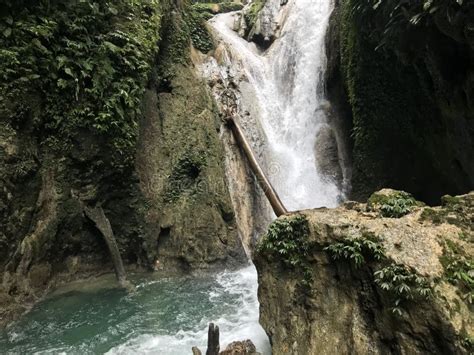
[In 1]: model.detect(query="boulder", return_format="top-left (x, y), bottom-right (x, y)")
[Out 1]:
top-left (220, 340), bottom-right (260, 354)
top-left (255, 190), bottom-right (474, 354)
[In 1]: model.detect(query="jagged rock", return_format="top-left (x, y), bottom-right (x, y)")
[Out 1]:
top-left (255, 190), bottom-right (474, 354)
top-left (193, 324), bottom-right (260, 355)
top-left (244, 0), bottom-right (290, 48)
top-left (220, 340), bottom-right (260, 354)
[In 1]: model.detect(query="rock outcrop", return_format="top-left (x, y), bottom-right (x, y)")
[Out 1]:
top-left (255, 189), bottom-right (473, 354)
top-left (0, 0), bottom-right (246, 328)
top-left (330, 0), bottom-right (474, 203)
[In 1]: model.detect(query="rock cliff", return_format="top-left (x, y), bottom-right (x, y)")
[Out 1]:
top-left (0, 0), bottom-right (246, 327)
top-left (327, 0), bottom-right (474, 203)
top-left (255, 189), bottom-right (473, 354)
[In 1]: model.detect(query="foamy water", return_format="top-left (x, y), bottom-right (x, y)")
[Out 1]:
top-left (0, 266), bottom-right (271, 354)
top-left (207, 0), bottom-right (343, 210)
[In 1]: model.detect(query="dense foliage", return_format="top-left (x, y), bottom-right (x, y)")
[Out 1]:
top-left (367, 191), bottom-right (420, 218)
top-left (325, 233), bottom-right (433, 314)
top-left (340, 0), bottom-right (473, 202)
top-left (351, 0), bottom-right (473, 49)
top-left (441, 239), bottom-right (474, 304)
top-left (0, 0), bottom-right (162, 167)
top-left (258, 215), bottom-right (312, 284)
top-left (324, 233), bottom-right (385, 267)
top-left (374, 264), bottom-right (432, 315)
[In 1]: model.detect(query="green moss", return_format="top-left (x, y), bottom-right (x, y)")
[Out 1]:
top-left (244, 0), bottom-right (265, 37)
top-left (339, 0), bottom-right (460, 201)
top-left (257, 215), bottom-right (312, 284)
top-left (193, 2), bottom-right (243, 14)
top-left (164, 151), bottom-right (208, 203)
top-left (440, 239), bottom-right (474, 304)
top-left (420, 208), bottom-right (443, 224)
top-left (0, 0), bottom-right (163, 168)
top-left (419, 194), bottom-right (474, 234)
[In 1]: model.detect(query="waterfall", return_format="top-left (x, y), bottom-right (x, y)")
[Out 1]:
top-left (202, 0), bottom-right (346, 214)
top-left (197, 1), bottom-right (346, 352)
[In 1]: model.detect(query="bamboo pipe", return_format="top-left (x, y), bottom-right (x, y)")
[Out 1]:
top-left (225, 116), bottom-right (288, 217)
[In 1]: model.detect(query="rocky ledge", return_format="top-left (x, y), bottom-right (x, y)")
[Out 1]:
top-left (255, 189), bottom-right (473, 354)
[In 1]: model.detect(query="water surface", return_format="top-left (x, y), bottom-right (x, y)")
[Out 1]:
top-left (0, 266), bottom-right (270, 354)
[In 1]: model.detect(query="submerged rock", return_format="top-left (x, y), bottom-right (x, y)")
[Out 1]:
top-left (255, 190), bottom-right (473, 354)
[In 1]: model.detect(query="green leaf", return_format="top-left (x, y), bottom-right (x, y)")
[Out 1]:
top-left (3, 28), bottom-right (12, 37)
top-left (109, 7), bottom-right (118, 15)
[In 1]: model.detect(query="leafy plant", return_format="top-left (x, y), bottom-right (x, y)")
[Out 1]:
top-left (325, 231), bottom-right (433, 315)
top-left (374, 264), bottom-right (433, 315)
top-left (243, 0), bottom-right (265, 37)
top-left (324, 233), bottom-right (385, 267)
top-left (187, 10), bottom-right (215, 53)
top-left (0, 0), bottom-right (162, 167)
top-left (350, 0), bottom-right (470, 50)
top-left (257, 215), bottom-right (312, 284)
top-left (368, 191), bottom-right (419, 218)
top-left (440, 240), bottom-right (474, 304)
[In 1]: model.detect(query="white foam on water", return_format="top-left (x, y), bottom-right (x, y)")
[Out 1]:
top-left (106, 265), bottom-right (271, 355)
top-left (208, 0), bottom-right (342, 211)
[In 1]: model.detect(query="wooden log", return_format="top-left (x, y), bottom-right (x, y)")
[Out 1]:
top-left (206, 323), bottom-right (220, 355)
top-left (83, 205), bottom-right (133, 290)
top-left (225, 116), bottom-right (288, 216)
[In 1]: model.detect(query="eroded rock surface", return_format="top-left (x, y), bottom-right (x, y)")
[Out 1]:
top-left (255, 190), bottom-right (473, 354)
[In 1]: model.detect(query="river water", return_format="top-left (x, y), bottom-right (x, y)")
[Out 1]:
top-left (0, 266), bottom-right (270, 354)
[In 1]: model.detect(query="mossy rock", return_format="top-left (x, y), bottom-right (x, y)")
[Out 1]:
top-left (243, 0), bottom-right (265, 37)
top-left (420, 192), bottom-right (474, 234)
top-left (367, 189), bottom-right (423, 218)
top-left (193, 2), bottom-right (244, 14)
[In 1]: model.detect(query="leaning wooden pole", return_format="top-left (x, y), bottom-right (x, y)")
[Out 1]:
top-left (84, 205), bottom-right (133, 290)
top-left (225, 116), bottom-right (288, 217)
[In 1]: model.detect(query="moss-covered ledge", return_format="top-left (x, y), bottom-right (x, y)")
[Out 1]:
top-left (255, 189), bottom-right (473, 354)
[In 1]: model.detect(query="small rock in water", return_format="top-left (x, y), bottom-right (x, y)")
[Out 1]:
top-left (219, 340), bottom-right (260, 355)
top-left (192, 323), bottom-right (260, 355)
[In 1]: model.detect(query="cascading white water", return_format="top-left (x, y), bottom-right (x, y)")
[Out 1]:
top-left (195, 1), bottom-right (345, 352)
top-left (206, 0), bottom-right (344, 211)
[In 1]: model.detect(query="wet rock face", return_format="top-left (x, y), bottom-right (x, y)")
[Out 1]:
top-left (314, 124), bottom-right (343, 188)
top-left (137, 65), bottom-right (247, 271)
top-left (334, 0), bottom-right (474, 203)
top-left (255, 190), bottom-right (473, 354)
top-left (241, 0), bottom-right (290, 49)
